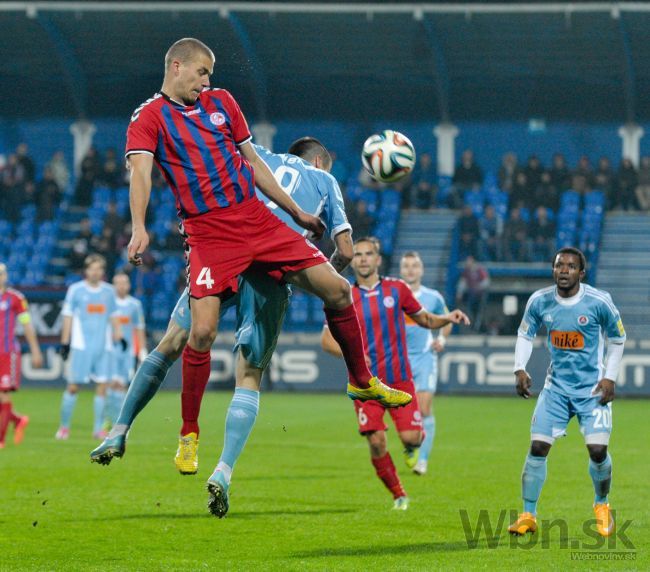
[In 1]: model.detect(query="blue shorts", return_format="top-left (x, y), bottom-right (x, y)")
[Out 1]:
top-left (68, 346), bottom-right (112, 384)
top-left (111, 348), bottom-right (135, 385)
top-left (531, 386), bottom-right (612, 446)
top-left (171, 272), bottom-right (290, 370)
top-left (410, 352), bottom-right (438, 393)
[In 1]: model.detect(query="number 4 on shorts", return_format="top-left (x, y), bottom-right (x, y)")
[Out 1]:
top-left (196, 267), bottom-right (215, 289)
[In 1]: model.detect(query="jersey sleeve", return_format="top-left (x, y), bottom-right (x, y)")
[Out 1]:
top-left (220, 90), bottom-right (251, 146)
top-left (399, 281), bottom-right (424, 315)
top-left (518, 294), bottom-right (542, 339)
top-left (61, 286), bottom-right (77, 317)
top-left (134, 300), bottom-right (146, 329)
top-left (107, 288), bottom-right (119, 317)
top-left (431, 291), bottom-right (448, 315)
top-left (125, 106), bottom-right (159, 158)
top-left (322, 173), bottom-right (352, 238)
top-left (599, 293), bottom-right (626, 342)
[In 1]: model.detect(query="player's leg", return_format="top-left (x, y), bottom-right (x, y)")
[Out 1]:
top-left (93, 379), bottom-right (109, 439)
top-left (412, 354), bottom-right (436, 475)
top-left (285, 263), bottom-right (411, 407)
top-left (57, 381), bottom-right (79, 439)
top-left (390, 383), bottom-right (424, 470)
top-left (0, 351), bottom-right (27, 446)
top-left (0, 390), bottom-right (11, 448)
top-left (57, 347), bottom-right (90, 438)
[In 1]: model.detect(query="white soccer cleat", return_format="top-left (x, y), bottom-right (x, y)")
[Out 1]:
top-left (413, 459), bottom-right (428, 475)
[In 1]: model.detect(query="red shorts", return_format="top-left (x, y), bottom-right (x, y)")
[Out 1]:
top-left (0, 352), bottom-right (21, 391)
top-left (353, 381), bottom-right (422, 434)
top-left (183, 198), bottom-right (328, 299)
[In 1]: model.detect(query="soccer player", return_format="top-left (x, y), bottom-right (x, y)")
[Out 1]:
top-left (508, 247), bottom-right (625, 538)
top-left (57, 254), bottom-right (125, 440)
top-left (0, 263), bottom-right (43, 448)
top-left (106, 273), bottom-right (146, 426)
top-left (399, 251), bottom-right (452, 476)
top-left (92, 137), bottom-right (354, 516)
top-left (125, 37), bottom-right (409, 421)
top-left (321, 237), bottom-right (469, 509)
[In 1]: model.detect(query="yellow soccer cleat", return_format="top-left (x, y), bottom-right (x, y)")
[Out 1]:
top-left (508, 512), bottom-right (538, 536)
top-left (594, 503), bottom-right (615, 537)
top-left (403, 446), bottom-right (420, 470)
top-left (174, 432), bottom-right (199, 475)
top-left (347, 377), bottom-right (412, 408)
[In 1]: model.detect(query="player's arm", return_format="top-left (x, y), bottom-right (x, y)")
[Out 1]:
top-left (320, 326), bottom-right (344, 358)
top-left (19, 314), bottom-right (43, 368)
top-left (136, 326), bottom-right (148, 361)
top-left (513, 335), bottom-right (534, 399)
top-left (433, 322), bottom-right (453, 353)
top-left (329, 230), bottom-right (353, 274)
top-left (59, 315), bottom-right (72, 361)
top-left (110, 315), bottom-right (126, 351)
top-left (594, 340), bottom-right (624, 405)
top-left (126, 153), bottom-right (154, 265)
top-left (409, 309), bottom-right (470, 330)
top-left (239, 142), bottom-right (325, 239)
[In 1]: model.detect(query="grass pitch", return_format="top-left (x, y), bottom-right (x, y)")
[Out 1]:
top-left (1, 389), bottom-right (648, 571)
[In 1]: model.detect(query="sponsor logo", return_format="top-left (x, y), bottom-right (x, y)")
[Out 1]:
top-left (519, 320), bottom-right (529, 334)
top-left (383, 296), bottom-right (395, 309)
top-left (209, 112), bottom-right (226, 126)
top-left (550, 330), bottom-right (585, 350)
top-left (616, 319), bottom-right (626, 337)
top-left (578, 315), bottom-right (589, 326)
top-left (544, 314), bottom-right (553, 323)
top-left (118, 316), bottom-right (131, 325)
top-left (182, 109), bottom-right (202, 117)
top-left (86, 303), bottom-right (107, 314)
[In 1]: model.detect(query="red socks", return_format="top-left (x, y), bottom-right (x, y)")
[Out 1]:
top-left (371, 453), bottom-right (406, 499)
top-left (324, 305), bottom-right (372, 388)
top-left (181, 345), bottom-right (212, 436)
top-left (0, 402), bottom-right (13, 443)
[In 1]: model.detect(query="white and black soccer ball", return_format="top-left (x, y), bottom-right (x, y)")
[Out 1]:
top-left (361, 130), bottom-right (416, 183)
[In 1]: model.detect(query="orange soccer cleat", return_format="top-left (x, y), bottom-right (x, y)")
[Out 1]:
top-left (594, 503), bottom-right (615, 537)
top-left (508, 512), bottom-right (538, 536)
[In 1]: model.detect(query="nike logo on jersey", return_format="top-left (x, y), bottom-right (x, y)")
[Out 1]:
top-left (550, 330), bottom-right (585, 350)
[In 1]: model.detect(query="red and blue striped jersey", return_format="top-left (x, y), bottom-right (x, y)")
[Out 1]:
top-left (125, 89), bottom-right (255, 219)
top-left (351, 278), bottom-right (423, 384)
top-left (0, 288), bottom-right (29, 354)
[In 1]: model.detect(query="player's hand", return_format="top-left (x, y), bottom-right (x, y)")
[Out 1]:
top-left (31, 350), bottom-right (44, 369)
top-left (432, 337), bottom-right (446, 353)
top-left (128, 226), bottom-right (149, 266)
top-left (294, 211), bottom-right (325, 241)
top-left (445, 309), bottom-right (470, 326)
top-left (594, 378), bottom-right (615, 405)
top-left (515, 369), bottom-right (532, 399)
top-left (59, 343), bottom-right (70, 361)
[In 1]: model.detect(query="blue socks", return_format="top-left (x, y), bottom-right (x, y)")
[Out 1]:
top-left (115, 350), bottom-right (174, 430)
top-left (522, 454), bottom-right (547, 515)
top-left (589, 454), bottom-right (612, 503)
top-left (93, 395), bottom-right (106, 434)
top-left (60, 390), bottom-right (78, 429)
top-left (217, 388), bottom-right (260, 482)
top-left (106, 388), bottom-right (126, 425)
top-left (419, 414), bottom-right (436, 463)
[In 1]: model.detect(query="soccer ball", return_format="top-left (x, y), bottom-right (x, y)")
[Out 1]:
top-left (361, 130), bottom-right (416, 183)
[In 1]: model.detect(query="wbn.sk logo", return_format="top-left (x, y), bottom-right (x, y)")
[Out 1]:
top-left (459, 509), bottom-right (635, 551)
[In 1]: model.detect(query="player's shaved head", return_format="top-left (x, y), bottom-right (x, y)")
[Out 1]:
top-left (165, 38), bottom-right (215, 71)
top-left (401, 251), bottom-right (422, 262)
top-left (288, 137), bottom-right (332, 171)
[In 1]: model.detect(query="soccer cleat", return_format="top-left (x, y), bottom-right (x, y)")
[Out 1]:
top-left (92, 430), bottom-right (108, 440)
top-left (594, 503), bottom-right (615, 537)
top-left (0, 441), bottom-right (5, 449)
top-left (413, 459), bottom-right (428, 475)
top-left (347, 377), bottom-right (412, 408)
top-left (174, 432), bottom-right (199, 475)
top-left (393, 496), bottom-right (409, 511)
top-left (508, 512), bottom-right (537, 536)
top-left (90, 434), bottom-right (127, 465)
top-left (403, 446), bottom-right (420, 470)
top-left (13, 416), bottom-right (29, 445)
top-left (206, 470), bottom-right (230, 518)
top-left (55, 427), bottom-right (70, 440)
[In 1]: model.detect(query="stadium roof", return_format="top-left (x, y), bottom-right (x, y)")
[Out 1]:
top-left (3, 2), bottom-right (650, 123)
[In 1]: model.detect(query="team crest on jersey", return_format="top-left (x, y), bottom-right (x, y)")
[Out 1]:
top-left (578, 315), bottom-right (589, 326)
top-left (209, 112), bottom-right (226, 126)
top-left (383, 296), bottom-right (395, 309)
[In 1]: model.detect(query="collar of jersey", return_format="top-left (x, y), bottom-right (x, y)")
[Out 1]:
top-left (554, 283), bottom-right (585, 306)
top-left (83, 281), bottom-right (104, 293)
top-left (356, 277), bottom-right (382, 291)
top-left (159, 90), bottom-right (193, 109)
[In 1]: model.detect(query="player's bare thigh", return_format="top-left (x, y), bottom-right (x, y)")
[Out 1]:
top-left (398, 430), bottom-right (422, 449)
top-left (156, 320), bottom-right (190, 362)
top-left (235, 351), bottom-right (263, 392)
top-left (366, 430), bottom-right (388, 458)
top-left (417, 391), bottom-right (433, 416)
top-left (188, 295), bottom-right (222, 351)
top-left (285, 262), bottom-right (351, 309)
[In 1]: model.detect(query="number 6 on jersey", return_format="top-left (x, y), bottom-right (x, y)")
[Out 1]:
top-left (196, 267), bottom-right (215, 289)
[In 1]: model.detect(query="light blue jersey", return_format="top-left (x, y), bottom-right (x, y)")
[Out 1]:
top-left (406, 286), bottom-right (448, 393)
top-left (519, 284), bottom-right (626, 399)
top-left (115, 296), bottom-right (145, 351)
top-left (253, 144), bottom-right (351, 239)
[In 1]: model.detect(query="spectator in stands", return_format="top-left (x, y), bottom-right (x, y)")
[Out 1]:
top-left (533, 171), bottom-right (560, 213)
top-left (614, 158), bottom-right (638, 211)
top-left (164, 222), bottom-right (185, 251)
top-left (1, 154), bottom-right (24, 222)
top-left (91, 227), bottom-right (118, 273)
top-left (100, 148), bottom-right (123, 189)
top-left (458, 204), bottom-right (480, 260)
top-left (479, 204), bottom-right (503, 261)
top-left (15, 143), bottom-right (35, 183)
top-left (574, 155), bottom-right (594, 187)
top-left (70, 218), bottom-right (94, 271)
top-left (571, 172), bottom-right (590, 198)
top-left (523, 155), bottom-right (544, 194)
top-left (410, 152), bottom-right (437, 210)
top-left (502, 206), bottom-right (529, 262)
top-left (456, 255), bottom-right (490, 332)
top-left (348, 200), bottom-right (374, 239)
top-left (453, 149), bottom-right (483, 190)
top-left (75, 147), bottom-right (101, 206)
top-left (103, 201), bottom-right (124, 235)
top-left (550, 152), bottom-right (571, 191)
top-left (329, 151), bottom-right (348, 188)
top-left (36, 166), bottom-right (62, 221)
top-left (594, 156), bottom-right (614, 197)
top-left (529, 206), bottom-right (556, 262)
top-left (497, 152), bottom-right (518, 193)
top-left (510, 171), bottom-right (531, 211)
top-left (47, 150), bottom-right (70, 192)
top-left (635, 156), bottom-right (650, 212)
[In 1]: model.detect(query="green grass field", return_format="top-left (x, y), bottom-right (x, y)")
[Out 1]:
top-left (1, 389), bottom-right (647, 571)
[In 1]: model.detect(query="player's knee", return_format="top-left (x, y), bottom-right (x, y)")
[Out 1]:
top-left (529, 440), bottom-right (551, 457)
top-left (587, 445), bottom-right (608, 463)
top-left (367, 432), bottom-right (386, 457)
top-left (326, 277), bottom-right (352, 309)
top-left (189, 323), bottom-right (217, 351)
top-left (158, 327), bottom-right (189, 361)
top-left (66, 384), bottom-right (78, 395)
